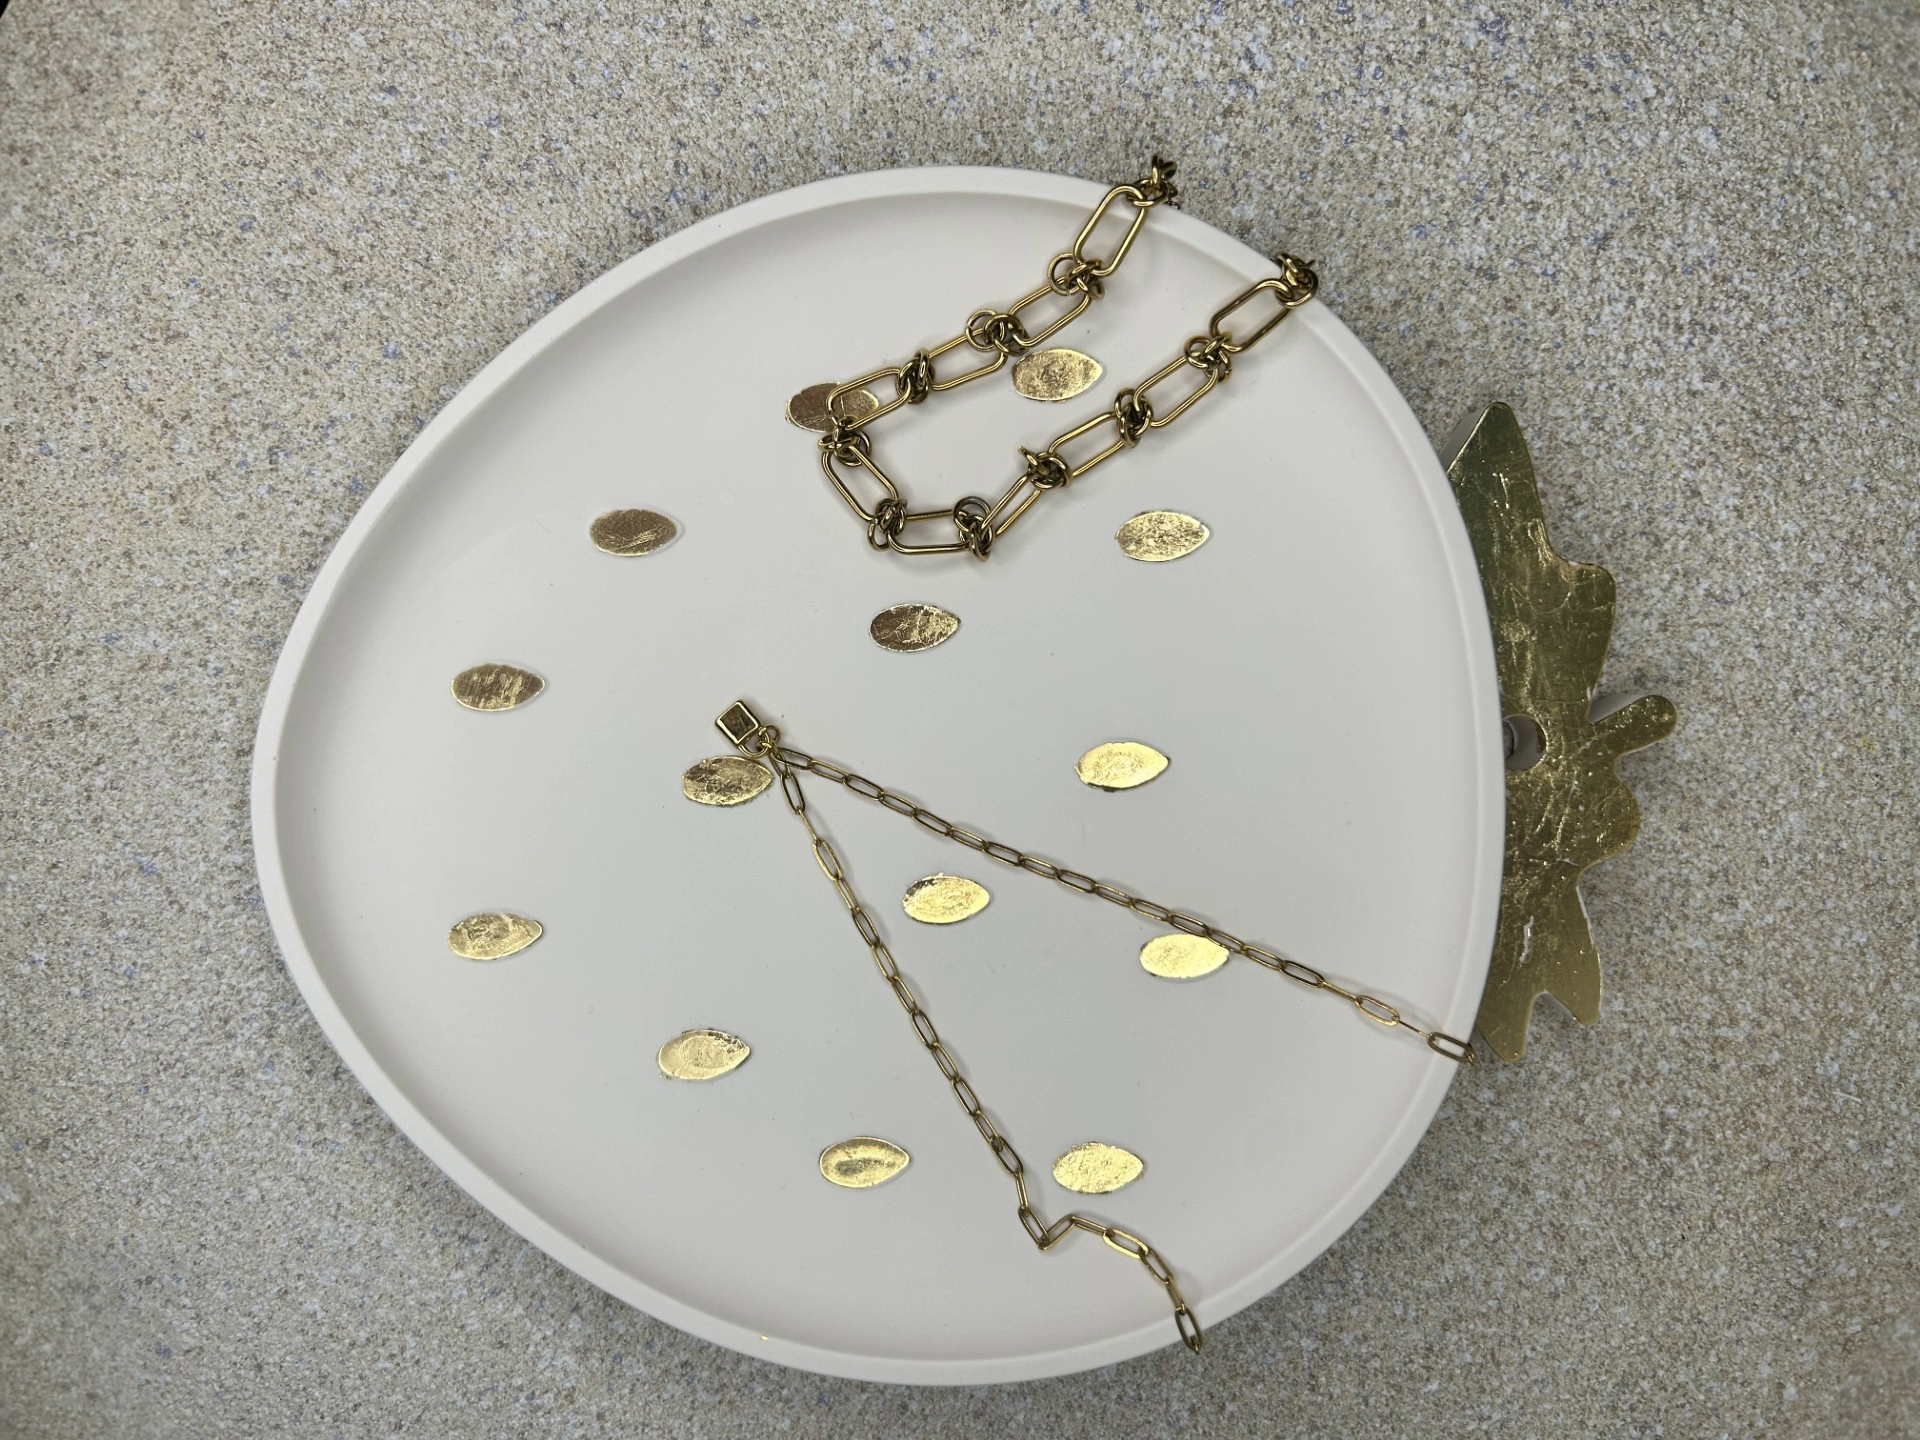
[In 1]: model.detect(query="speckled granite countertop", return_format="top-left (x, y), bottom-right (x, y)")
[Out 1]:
top-left (3, 2), bottom-right (1915, 1435)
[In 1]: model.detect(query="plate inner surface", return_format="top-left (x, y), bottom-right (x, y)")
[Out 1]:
top-left (255, 169), bottom-right (1500, 1384)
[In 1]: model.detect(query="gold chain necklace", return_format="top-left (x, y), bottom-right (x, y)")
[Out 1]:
top-left (805, 157), bottom-right (1320, 559)
top-left (716, 699), bottom-right (1479, 1355)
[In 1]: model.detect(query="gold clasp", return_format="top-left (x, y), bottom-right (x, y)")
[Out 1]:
top-left (715, 700), bottom-right (767, 752)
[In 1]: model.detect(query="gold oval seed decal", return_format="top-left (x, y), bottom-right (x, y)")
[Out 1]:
top-left (819, 1137), bottom-right (911, 1189)
top-left (682, 756), bottom-right (774, 807)
top-left (589, 508), bottom-right (678, 556)
top-left (1052, 1141), bottom-right (1145, 1195)
top-left (1116, 510), bottom-right (1211, 563)
top-left (657, 1028), bottom-right (751, 1081)
top-left (1076, 741), bottom-right (1169, 791)
top-left (447, 912), bottom-right (544, 961)
top-left (1140, 933), bottom-right (1229, 979)
top-left (870, 603), bottom-right (960, 653)
top-left (451, 663), bottom-right (545, 712)
top-left (902, 874), bottom-right (991, 925)
top-left (1011, 347), bottom-right (1104, 402)
top-left (787, 382), bottom-right (881, 432)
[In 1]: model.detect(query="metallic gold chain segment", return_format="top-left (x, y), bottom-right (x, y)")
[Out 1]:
top-left (718, 704), bottom-right (1203, 1355)
top-left (810, 165), bottom-right (1320, 560)
top-left (719, 709), bottom-right (1476, 1066)
top-left (822, 157), bottom-right (1178, 436)
top-left (818, 254), bottom-right (1318, 558)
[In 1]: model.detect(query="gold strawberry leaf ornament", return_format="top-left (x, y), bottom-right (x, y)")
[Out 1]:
top-left (1446, 403), bottom-right (1676, 1059)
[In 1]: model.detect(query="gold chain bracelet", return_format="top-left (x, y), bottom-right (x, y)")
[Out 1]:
top-left (803, 158), bottom-right (1321, 560)
top-left (824, 156), bottom-right (1180, 434)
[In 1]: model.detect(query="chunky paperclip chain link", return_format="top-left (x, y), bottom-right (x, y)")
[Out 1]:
top-left (719, 703), bottom-right (1203, 1355)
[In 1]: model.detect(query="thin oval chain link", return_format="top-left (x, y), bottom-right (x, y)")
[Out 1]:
top-left (760, 735), bottom-right (1476, 1065)
top-left (732, 716), bottom-right (1204, 1354)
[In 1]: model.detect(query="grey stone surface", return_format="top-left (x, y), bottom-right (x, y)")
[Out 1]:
top-left (2, 0), bottom-right (1915, 1434)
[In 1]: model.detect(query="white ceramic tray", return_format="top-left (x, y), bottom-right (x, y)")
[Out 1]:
top-left (251, 167), bottom-right (1501, 1384)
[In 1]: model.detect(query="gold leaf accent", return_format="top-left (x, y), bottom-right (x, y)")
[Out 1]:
top-left (1011, 347), bottom-right (1104, 402)
top-left (819, 1137), bottom-right (911, 1189)
top-left (447, 912), bottom-right (543, 961)
top-left (682, 756), bottom-right (774, 807)
top-left (1139, 933), bottom-right (1228, 979)
top-left (1076, 741), bottom-right (1169, 791)
top-left (1445, 403), bottom-right (1677, 1060)
top-left (451, 663), bottom-right (545, 712)
top-left (787, 382), bottom-right (880, 432)
top-left (657, 1028), bottom-right (752, 1081)
top-left (901, 873), bottom-right (991, 925)
top-left (589, 508), bottom-right (678, 556)
top-left (1051, 1141), bottom-right (1145, 1195)
top-left (1116, 510), bottom-right (1210, 563)
top-left (869, 603), bottom-right (960, 653)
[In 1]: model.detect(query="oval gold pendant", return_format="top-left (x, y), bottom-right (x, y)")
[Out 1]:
top-left (1076, 741), bottom-right (1169, 791)
top-left (787, 382), bottom-right (881, 432)
top-left (447, 912), bottom-right (544, 961)
top-left (1051, 1141), bottom-right (1145, 1195)
top-left (657, 1028), bottom-right (752, 1081)
top-left (1116, 510), bottom-right (1210, 563)
top-left (819, 1137), bottom-right (911, 1189)
top-left (870, 603), bottom-right (960, 653)
top-left (1011, 347), bottom-right (1103, 402)
top-left (1140, 933), bottom-right (1229, 979)
top-left (451, 663), bottom-right (545, 712)
top-left (902, 874), bottom-right (991, 925)
top-left (682, 756), bottom-right (774, 807)
top-left (589, 508), bottom-right (678, 556)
